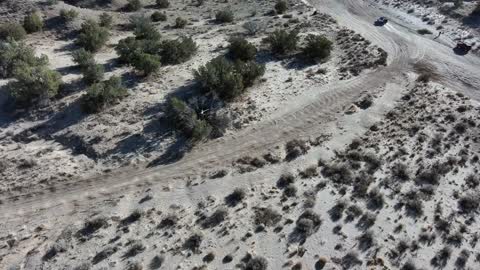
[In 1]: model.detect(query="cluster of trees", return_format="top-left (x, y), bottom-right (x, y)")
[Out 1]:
top-left (264, 29), bottom-right (333, 62)
top-left (0, 11), bottom-right (44, 41)
top-left (0, 40), bottom-right (61, 107)
top-left (115, 17), bottom-right (197, 76)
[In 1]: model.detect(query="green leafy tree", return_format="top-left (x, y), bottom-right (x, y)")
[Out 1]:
top-left (77, 19), bottom-right (110, 52)
top-left (0, 23), bottom-right (27, 41)
top-left (160, 37), bottom-right (197, 65)
top-left (81, 76), bottom-right (128, 113)
top-left (8, 63), bottom-right (62, 106)
top-left (228, 37), bottom-right (257, 61)
top-left (23, 12), bottom-right (44, 33)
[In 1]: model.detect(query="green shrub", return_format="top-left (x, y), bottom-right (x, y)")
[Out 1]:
top-left (133, 16), bottom-right (161, 40)
top-left (99, 12), bottom-right (113, 28)
top-left (167, 97), bottom-right (211, 141)
top-left (0, 40), bottom-right (48, 78)
top-left (77, 20), bottom-right (110, 52)
top-left (302, 34), bottom-right (332, 62)
top-left (125, 0), bottom-right (143, 11)
top-left (82, 63), bottom-right (104, 84)
top-left (215, 9), bottom-right (234, 23)
top-left (116, 36), bottom-right (160, 64)
top-left (194, 57), bottom-right (264, 100)
top-left (264, 29), bottom-right (298, 55)
top-left (0, 23), bottom-right (27, 41)
top-left (175, 17), bottom-right (187, 28)
top-left (132, 52), bottom-right (160, 76)
top-left (235, 60), bottom-right (265, 87)
top-left (228, 37), bottom-right (257, 61)
top-left (59, 9), bottom-right (78, 23)
top-left (72, 48), bottom-right (95, 69)
top-left (151, 11), bottom-right (167, 22)
top-left (156, 0), bottom-right (170, 8)
top-left (160, 37), bottom-right (197, 65)
top-left (7, 63), bottom-right (62, 106)
top-left (81, 76), bottom-right (127, 113)
top-left (23, 12), bottom-right (44, 33)
top-left (274, 0), bottom-right (288, 14)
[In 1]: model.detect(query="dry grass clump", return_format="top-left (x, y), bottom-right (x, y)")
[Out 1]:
top-left (285, 139), bottom-right (309, 161)
top-left (184, 233), bottom-right (203, 252)
top-left (253, 207), bottom-right (282, 227)
top-left (202, 208), bottom-right (228, 228)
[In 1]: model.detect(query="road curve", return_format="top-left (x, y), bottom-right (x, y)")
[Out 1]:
top-left (1, 0), bottom-right (479, 220)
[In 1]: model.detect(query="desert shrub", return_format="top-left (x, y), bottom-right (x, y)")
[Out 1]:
top-left (417, 28), bottom-right (432, 35)
top-left (23, 12), bottom-right (44, 33)
top-left (167, 97), bottom-right (212, 141)
top-left (234, 60), bottom-right (265, 87)
top-left (345, 204), bottom-right (363, 222)
top-left (284, 183), bottom-right (297, 197)
top-left (133, 16), bottom-right (161, 41)
top-left (285, 139), bottom-right (309, 160)
top-left (274, 0), bottom-right (288, 14)
top-left (7, 63), bottom-right (62, 106)
top-left (225, 188), bottom-right (246, 207)
top-left (81, 76), bottom-right (127, 113)
top-left (277, 172), bottom-right (295, 188)
top-left (245, 256), bottom-right (268, 270)
top-left (160, 37), bottom-right (197, 65)
top-left (125, 0), bottom-right (143, 11)
top-left (156, 0), bottom-right (170, 8)
top-left (392, 163), bottom-right (410, 181)
top-left (151, 11), bottom-right (167, 22)
top-left (455, 249), bottom-right (470, 269)
top-left (202, 208), bottom-right (228, 228)
top-left (357, 230), bottom-right (375, 251)
top-left (228, 37), bottom-right (257, 61)
top-left (458, 194), bottom-right (479, 214)
top-left (216, 9), bottom-right (234, 23)
top-left (72, 48), bottom-right (95, 69)
top-left (0, 40), bottom-right (48, 78)
top-left (194, 56), bottom-right (264, 100)
top-left (174, 17), bottom-right (187, 28)
top-left (115, 37), bottom-right (140, 63)
top-left (295, 210), bottom-right (322, 237)
top-left (150, 255), bottom-right (164, 269)
top-left (132, 52), bottom-right (161, 76)
top-left (367, 188), bottom-right (384, 210)
top-left (243, 21), bottom-right (263, 36)
top-left (329, 200), bottom-right (347, 222)
top-left (157, 214), bottom-right (178, 229)
top-left (77, 20), bottom-right (110, 52)
top-left (322, 163), bottom-right (353, 185)
top-left (99, 12), bottom-right (113, 28)
top-left (77, 217), bottom-right (108, 237)
top-left (254, 207), bottom-right (281, 226)
top-left (264, 29), bottom-right (298, 55)
top-left (0, 23), bottom-right (27, 41)
top-left (183, 233), bottom-right (203, 252)
top-left (302, 34), bottom-right (332, 62)
top-left (341, 252), bottom-right (362, 269)
top-left (415, 169), bottom-right (440, 186)
top-left (123, 242), bottom-right (145, 258)
top-left (430, 246), bottom-right (451, 268)
top-left (356, 212), bottom-right (376, 230)
top-left (82, 63), bottom-right (105, 84)
top-left (59, 9), bottom-right (78, 23)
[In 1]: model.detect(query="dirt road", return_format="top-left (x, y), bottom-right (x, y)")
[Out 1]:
top-left (1, 0), bottom-right (479, 224)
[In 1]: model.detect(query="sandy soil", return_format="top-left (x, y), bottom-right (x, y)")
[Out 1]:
top-left (0, 0), bottom-right (480, 269)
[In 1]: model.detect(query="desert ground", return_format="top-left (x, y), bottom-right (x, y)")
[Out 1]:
top-left (0, 0), bottom-right (480, 269)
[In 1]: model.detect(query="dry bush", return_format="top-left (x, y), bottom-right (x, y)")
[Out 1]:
top-left (225, 188), bottom-right (246, 207)
top-left (253, 207), bottom-right (281, 227)
top-left (285, 139), bottom-right (309, 160)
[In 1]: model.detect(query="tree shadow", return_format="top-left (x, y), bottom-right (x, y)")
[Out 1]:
top-left (462, 15), bottom-right (480, 28)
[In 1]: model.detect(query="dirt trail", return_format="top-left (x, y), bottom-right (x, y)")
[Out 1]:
top-left (1, 0), bottom-right (479, 222)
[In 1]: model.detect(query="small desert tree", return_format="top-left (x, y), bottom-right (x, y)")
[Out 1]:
top-left (76, 19), bottom-right (110, 52)
top-left (167, 97), bottom-right (212, 141)
top-left (72, 48), bottom-right (104, 84)
top-left (0, 40), bottom-right (48, 78)
top-left (264, 29), bottom-right (298, 55)
top-left (99, 12), bottom-right (113, 28)
top-left (81, 76), bottom-right (128, 113)
top-left (160, 37), bottom-right (197, 65)
top-left (131, 52), bottom-right (161, 76)
top-left (7, 63), bottom-right (62, 106)
top-left (133, 16), bottom-right (161, 41)
top-left (302, 34), bottom-right (332, 62)
top-left (228, 37), bottom-right (257, 61)
top-left (0, 23), bottom-right (27, 41)
top-left (23, 12), bottom-right (44, 33)
top-left (151, 11), bottom-right (167, 22)
top-left (174, 17), bottom-right (187, 28)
